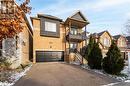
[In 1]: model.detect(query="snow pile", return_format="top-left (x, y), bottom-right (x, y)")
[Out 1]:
top-left (102, 80), bottom-right (130, 86)
top-left (121, 66), bottom-right (130, 80)
top-left (10, 65), bottom-right (32, 83)
top-left (0, 82), bottom-right (14, 86)
top-left (125, 80), bottom-right (130, 82)
top-left (0, 65), bottom-right (32, 86)
top-left (102, 82), bottom-right (119, 86)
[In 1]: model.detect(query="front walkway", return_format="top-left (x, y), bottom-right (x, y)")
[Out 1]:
top-left (14, 62), bottom-right (118, 86)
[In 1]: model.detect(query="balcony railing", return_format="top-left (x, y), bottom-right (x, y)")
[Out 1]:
top-left (66, 32), bottom-right (87, 42)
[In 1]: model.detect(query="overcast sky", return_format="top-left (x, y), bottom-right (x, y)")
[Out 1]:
top-left (17, 0), bottom-right (130, 35)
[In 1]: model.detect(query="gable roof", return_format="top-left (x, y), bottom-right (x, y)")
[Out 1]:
top-left (97, 31), bottom-right (106, 36)
top-left (113, 35), bottom-right (121, 40)
top-left (113, 35), bottom-right (128, 43)
top-left (93, 30), bottom-right (112, 38)
top-left (37, 14), bottom-right (62, 22)
top-left (68, 10), bottom-right (88, 22)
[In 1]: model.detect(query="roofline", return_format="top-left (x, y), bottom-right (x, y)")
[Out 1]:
top-left (30, 17), bottom-right (64, 25)
top-left (68, 10), bottom-right (86, 20)
top-left (98, 30), bottom-right (113, 40)
top-left (37, 14), bottom-right (63, 22)
top-left (65, 10), bottom-right (90, 25)
top-left (113, 35), bottom-right (128, 42)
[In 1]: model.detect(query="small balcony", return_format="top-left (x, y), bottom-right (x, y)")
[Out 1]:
top-left (66, 32), bottom-right (87, 42)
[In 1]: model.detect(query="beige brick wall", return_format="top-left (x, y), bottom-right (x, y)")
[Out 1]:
top-left (99, 32), bottom-right (112, 58)
top-left (20, 22), bottom-right (33, 64)
top-left (99, 32), bottom-right (112, 47)
top-left (117, 36), bottom-right (127, 48)
top-left (32, 19), bottom-right (66, 63)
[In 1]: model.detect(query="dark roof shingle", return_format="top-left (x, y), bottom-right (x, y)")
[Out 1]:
top-left (37, 14), bottom-right (62, 21)
top-left (113, 35), bottom-right (121, 40)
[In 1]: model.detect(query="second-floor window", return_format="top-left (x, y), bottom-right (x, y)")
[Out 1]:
top-left (104, 38), bottom-right (109, 46)
top-left (45, 21), bottom-right (56, 32)
top-left (70, 27), bottom-right (78, 35)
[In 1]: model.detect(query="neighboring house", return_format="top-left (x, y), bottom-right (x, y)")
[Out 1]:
top-left (31, 11), bottom-right (89, 63)
top-left (113, 35), bottom-right (128, 59)
top-left (93, 31), bottom-right (112, 57)
top-left (0, 1), bottom-right (33, 66)
top-left (92, 31), bottom-right (129, 59)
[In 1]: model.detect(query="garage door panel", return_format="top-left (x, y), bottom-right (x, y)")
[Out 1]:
top-left (36, 51), bottom-right (64, 62)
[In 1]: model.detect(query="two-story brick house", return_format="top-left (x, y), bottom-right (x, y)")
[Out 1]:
top-left (113, 35), bottom-right (128, 59)
top-left (31, 11), bottom-right (89, 63)
top-left (93, 31), bottom-right (112, 57)
top-left (92, 30), bottom-right (129, 59)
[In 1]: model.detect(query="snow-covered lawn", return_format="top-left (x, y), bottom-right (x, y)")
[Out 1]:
top-left (101, 80), bottom-right (130, 86)
top-left (80, 64), bottom-right (130, 86)
top-left (0, 65), bottom-right (32, 86)
top-left (70, 60), bottom-right (130, 86)
top-left (82, 65), bottom-right (130, 81)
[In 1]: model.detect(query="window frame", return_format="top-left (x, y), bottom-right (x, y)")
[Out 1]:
top-left (45, 21), bottom-right (57, 32)
top-left (103, 37), bottom-right (109, 46)
top-left (40, 17), bottom-right (60, 38)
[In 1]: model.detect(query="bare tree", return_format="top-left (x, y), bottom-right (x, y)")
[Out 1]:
top-left (124, 19), bottom-right (130, 36)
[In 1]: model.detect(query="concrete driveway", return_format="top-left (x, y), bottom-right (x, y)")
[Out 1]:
top-left (14, 62), bottom-right (118, 86)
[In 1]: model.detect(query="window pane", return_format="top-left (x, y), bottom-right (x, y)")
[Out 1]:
top-left (70, 43), bottom-right (77, 49)
top-left (71, 27), bottom-right (77, 35)
top-left (45, 22), bottom-right (56, 32)
top-left (70, 43), bottom-right (73, 48)
top-left (104, 38), bottom-right (109, 46)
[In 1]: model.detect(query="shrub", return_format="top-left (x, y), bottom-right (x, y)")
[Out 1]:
top-left (88, 40), bottom-right (102, 69)
top-left (85, 35), bottom-right (95, 60)
top-left (102, 41), bottom-right (125, 75)
top-left (0, 57), bottom-right (12, 70)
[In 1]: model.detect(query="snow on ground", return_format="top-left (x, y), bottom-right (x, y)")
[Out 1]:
top-left (125, 80), bottom-right (130, 82)
top-left (102, 80), bottom-right (130, 86)
top-left (121, 66), bottom-right (130, 80)
top-left (81, 64), bottom-right (130, 81)
top-left (0, 65), bottom-right (32, 86)
top-left (80, 64), bottom-right (130, 86)
top-left (102, 82), bottom-right (119, 86)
